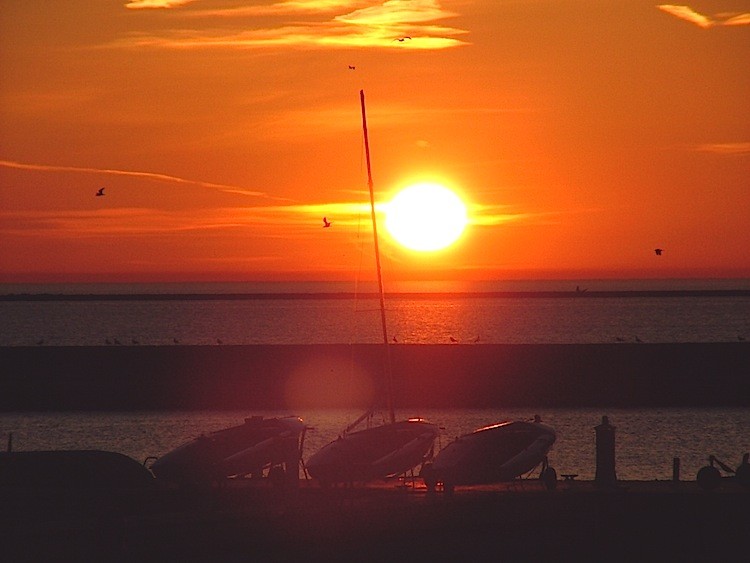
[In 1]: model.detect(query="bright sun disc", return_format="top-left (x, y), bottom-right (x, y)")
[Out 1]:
top-left (384, 182), bottom-right (467, 251)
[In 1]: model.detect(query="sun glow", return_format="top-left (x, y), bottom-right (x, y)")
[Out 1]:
top-left (384, 182), bottom-right (467, 252)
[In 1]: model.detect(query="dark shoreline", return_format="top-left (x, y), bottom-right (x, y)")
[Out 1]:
top-left (2, 479), bottom-right (748, 561)
top-left (1, 343), bottom-right (748, 411)
top-left (2, 289), bottom-right (750, 301)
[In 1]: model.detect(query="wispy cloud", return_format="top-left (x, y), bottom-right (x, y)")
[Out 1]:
top-left (125, 0), bottom-right (196, 9)
top-left (182, 1), bottom-right (362, 17)
top-left (0, 201), bottom-right (370, 240)
top-left (694, 142), bottom-right (750, 154)
top-left (0, 160), bottom-right (288, 201)
top-left (115, 0), bottom-right (467, 50)
top-left (657, 5), bottom-right (750, 28)
top-left (468, 204), bottom-right (540, 227)
top-left (336, 0), bottom-right (456, 25)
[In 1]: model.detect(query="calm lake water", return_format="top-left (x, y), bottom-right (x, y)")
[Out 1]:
top-left (1, 279), bottom-right (749, 346)
top-left (1, 280), bottom-right (748, 482)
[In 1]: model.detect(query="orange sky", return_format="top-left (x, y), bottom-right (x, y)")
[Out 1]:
top-left (1, 1), bottom-right (749, 283)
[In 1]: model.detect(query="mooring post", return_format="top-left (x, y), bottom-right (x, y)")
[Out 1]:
top-left (595, 415), bottom-right (617, 487)
top-left (6, 432), bottom-right (11, 452)
top-left (672, 457), bottom-right (680, 482)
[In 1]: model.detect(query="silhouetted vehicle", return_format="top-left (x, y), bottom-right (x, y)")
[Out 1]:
top-left (0, 450), bottom-right (154, 489)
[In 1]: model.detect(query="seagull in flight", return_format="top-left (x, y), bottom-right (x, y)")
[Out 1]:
top-left (95, 187), bottom-right (105, 197)
top-left (395, 36), bottom-right (412, 42)
top-left (323, 217), bottom-right (332, 228)
top-left (654, 248), bottom-right (663, 256)
top-left (348, 65), bottom-right (356, 70)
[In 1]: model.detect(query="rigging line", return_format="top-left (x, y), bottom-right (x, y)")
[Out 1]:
top-left (360, 89), bottom-right (395, 425)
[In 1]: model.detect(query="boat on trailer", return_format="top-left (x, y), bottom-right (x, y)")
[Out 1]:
top-left (306, 91), bottom-right (439, 486)
top-left (422, 418), bottom-right (556, 493)
top-left (306, 418), bottom-right (438, 485)
top-left (150, 415), bottom-right (305, 485)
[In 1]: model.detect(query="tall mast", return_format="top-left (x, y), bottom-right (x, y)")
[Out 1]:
top-left (359, 90), bottom-right (395, 425)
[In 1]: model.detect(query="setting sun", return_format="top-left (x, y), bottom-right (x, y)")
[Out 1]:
top-left (384, 182), bottom-right (468, 252)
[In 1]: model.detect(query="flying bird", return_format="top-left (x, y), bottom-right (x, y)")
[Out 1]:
top-left (323, 217), bottom-right (332, 228)
top-left (95, 187), bottom-right (105, 196)
top-left (654, 248), bottom-right (663, 256)
top-left (348, 65), bottom-right (356, 70)
top-left (394, 36), bottom-right (412, 42)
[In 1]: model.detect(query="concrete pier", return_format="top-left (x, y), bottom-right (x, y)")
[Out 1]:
top-left (2, 343), bottom-right (749, 410)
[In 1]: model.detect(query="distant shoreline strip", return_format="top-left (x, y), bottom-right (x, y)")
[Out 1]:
top-left (1, 290), bottom-right (749, 302)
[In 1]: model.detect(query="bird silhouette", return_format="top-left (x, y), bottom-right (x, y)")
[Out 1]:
top-left (395, 36), bottom-right (412, 42)
top-left (323, 217), bottom-right (332, 228)
top-left (392, 336), bottom-right (398, 343)
top-left (95, 187), bottom-right (105, 196)
top-left (348, 65), bottom-right (356, 70)
top-left (654, 248), bottom-right (663, 256)
top-left (449, 336), bottom-right (458, 343)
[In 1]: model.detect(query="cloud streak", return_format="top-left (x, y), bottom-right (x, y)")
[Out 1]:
top-left (695, 142), bottom-right (750, 154)
top-left (125, 0), bottom-right (196, 9)
top-left (182, 1), bottom-right (361, 17)
top-left (115, 0), bottom-right (468, 50)
top-left (657, 5), bottom-right (750, 28)
top-left (0, 160), bottom-right (288, 201)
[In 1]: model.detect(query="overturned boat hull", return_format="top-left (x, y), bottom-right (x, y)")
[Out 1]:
top-left (423, 420), bottom-right (556, 488)
top-left (150, 416), bottom-right (304, 484)
top-left (306, 418), bottom-right (439, 485)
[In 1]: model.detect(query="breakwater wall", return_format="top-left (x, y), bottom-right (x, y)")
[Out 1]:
top-left (1, 343), bottom-right (748, 411)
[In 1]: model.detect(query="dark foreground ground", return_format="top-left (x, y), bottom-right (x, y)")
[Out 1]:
top-left (1, 478), bottom-right (748, 562)
top-left (2, 343), bottom-right (749, 410)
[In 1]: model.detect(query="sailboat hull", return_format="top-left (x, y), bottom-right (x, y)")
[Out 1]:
top-left (150, 416), bottom-right (304, 484)
top-left (306, 419), bottom-right (439, 484)
top-left (424, 421), bottom-right (556, 486)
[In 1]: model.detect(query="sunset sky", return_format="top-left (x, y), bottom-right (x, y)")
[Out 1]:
top-left (1, 1), bottom-right (748, 283)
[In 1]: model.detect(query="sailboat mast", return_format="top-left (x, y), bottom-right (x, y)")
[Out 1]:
top-left (359, 89), bottom-right (395, 425)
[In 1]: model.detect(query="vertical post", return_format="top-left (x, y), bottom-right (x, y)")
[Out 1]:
top-left (595, 415), bottom-right (617, 487)
top-left (672, 457), bottom-right (680, 482)
top-left (360, 89), bottom-right (395, 425)
top-left (6, 432), bottom-right (12, 452)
